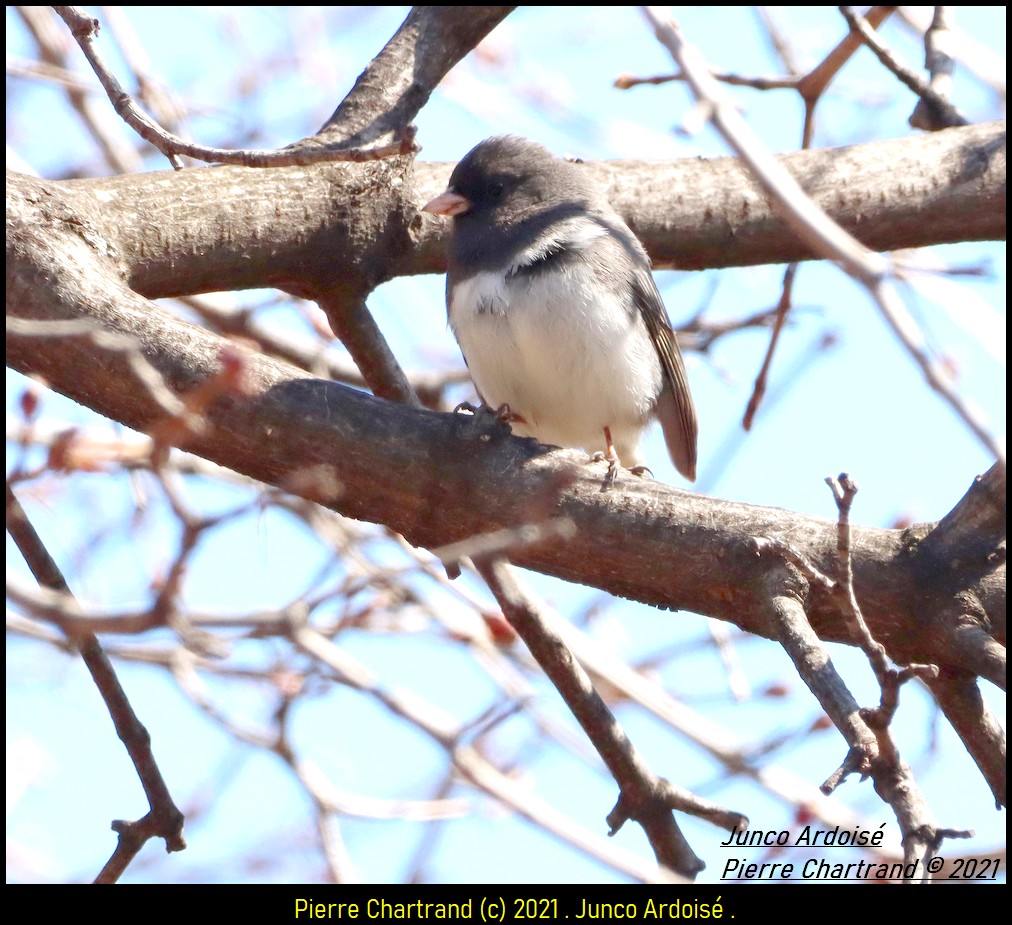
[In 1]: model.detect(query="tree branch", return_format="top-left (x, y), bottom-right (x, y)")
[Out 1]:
top-left (6, 122), bottom-right (1002, 306)
top-left (6, 191), bottom-right (1002, 682)
top-left (315, 7), bottom-right (516, 146)
top-left (5, 485), bottom-right (186, 882)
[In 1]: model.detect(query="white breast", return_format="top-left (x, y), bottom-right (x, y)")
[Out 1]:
top-left (449, 255), bottom-right (662, 465)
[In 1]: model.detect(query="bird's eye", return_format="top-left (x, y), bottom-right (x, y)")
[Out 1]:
top-left (489, 181), bottom-right (504, 199)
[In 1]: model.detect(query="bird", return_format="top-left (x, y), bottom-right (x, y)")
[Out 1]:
top-left (421, 136), bottom-right (697, 482)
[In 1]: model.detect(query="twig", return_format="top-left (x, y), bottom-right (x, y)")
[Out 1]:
top-left (6, 485), bottom-right (186, 882)
top-left (476, 557), bottom-right (719, 878)
top-left (18, 5), bottom-right (142, 172)
top-left (53, 6), bottom-right (421, 168)
top-left (615, 70), bottom-right (797, 91)
top-left (794, 6), bottom-right (895, 147)
top-left (824, 474), bottom-right (940, 731)
top-left (909, 7), bottom-right (959, 131)
top-left (896, 6), bottom-right (1006, 98)
top-left (179, 294), bottom-right (468, 408)
top-left (289, 616), bottom-right (675, 882)
top-left (839, 6), bottom-right (967, 130)
top-left (754, 473), bottom-right (974, 880)
top-left (316, 294), bottom-right (422, 407)
top-left (743, 263), bottom-right (797, 430)
top-left (641, 7), bottom-right (1004, 465)
top-left (925, 670), bottom-right (1007, 809)
top-left (621, 7), bottom-right (896, 149)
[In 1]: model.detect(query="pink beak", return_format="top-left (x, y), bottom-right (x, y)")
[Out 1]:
top-left (421, 190), bottom-right (471, 217)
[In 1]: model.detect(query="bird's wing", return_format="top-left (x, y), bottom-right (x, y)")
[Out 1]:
top-left (631, 265), bottom-right (698, 482)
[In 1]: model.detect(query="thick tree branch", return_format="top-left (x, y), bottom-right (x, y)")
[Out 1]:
top-left (9, 4), bottom-right (1004, 885)
top-left (315, 7), bottom-right (516, 147)
top-left (6, 186), bottom-right (1002, 682)
top-left (6, 118), bottom-right (1005, 808)
top-left (599, 120), bottom-right (1004, 270)
top-left (6, 122), bottom-right (1002, 307)
top-left (926, 669), bottom-right (1006, 808)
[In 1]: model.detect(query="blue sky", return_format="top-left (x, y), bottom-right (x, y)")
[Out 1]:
top-left (6, 6), bottom-right (1006, 884)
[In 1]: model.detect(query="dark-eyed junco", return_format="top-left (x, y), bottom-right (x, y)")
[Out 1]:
top-left (422, 136), bottom-right (697, 482)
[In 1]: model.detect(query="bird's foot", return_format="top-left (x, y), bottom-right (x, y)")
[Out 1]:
top-left (593, 426), bottom-right (622, 491)
top-left (589, 456), bottom-right (651, 490)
